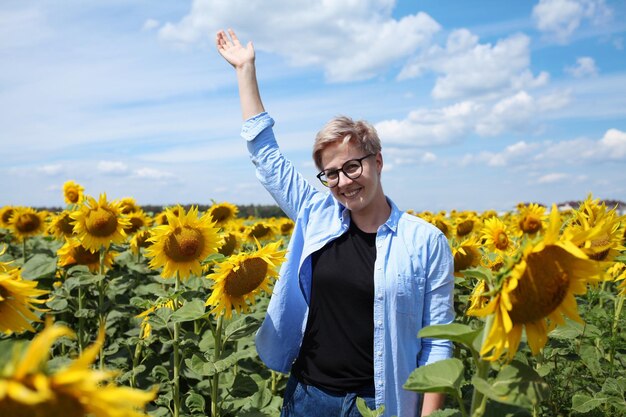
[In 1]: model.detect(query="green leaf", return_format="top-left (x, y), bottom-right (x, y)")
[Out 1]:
top-left (426, 410), bottom-right (463, 417)
top-left (46, 297), bottom-right (68, 311)
top-left (571, 393), bottom-right (607, 413)
top-left (355, 397), bottom-right (384, 417)
top-left (472, 360), bottom-right (549, 409)
top-left (224, 315), bottom-right (262, 342)
top-left (403, 358), bottom-right (464, 395)
top-left (230, 373), bottom-right (259, 398)
top-left (21, 253), bottom-right (57, 279)
top-left (419, 323), bottom-right (483, 354)
top-left (185, 392), bottom-right (206, 414)
top-left (170, 299), bottom-right (206, 323)
top-left (579, 344), bottom-right (602, 377)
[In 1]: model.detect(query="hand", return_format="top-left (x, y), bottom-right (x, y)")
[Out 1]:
top-left (216, 29), bottom-right (255, 69)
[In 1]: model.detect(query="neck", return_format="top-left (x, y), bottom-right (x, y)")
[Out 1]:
top-left (350, 193), bottom-right (391, 233)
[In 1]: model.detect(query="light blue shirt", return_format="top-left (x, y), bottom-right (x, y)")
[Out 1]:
top-left (242, 112), bottom-right (455, 417)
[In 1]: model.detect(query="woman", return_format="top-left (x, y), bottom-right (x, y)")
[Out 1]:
top-left (216, 28), bottom-right (454, 417)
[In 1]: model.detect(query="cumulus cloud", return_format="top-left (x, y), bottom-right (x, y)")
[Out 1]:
top-left (97, 161), bottom-right (129, 175)
top-left (462, 128), bottom-right (626, 169)
top-left (156, 0), bottom-right (441, 82)
top-left (142, 19), bottom-right (160, 31)
top-left (565, 56), bottom-right (598, 77)
top-left (398, 29), bottom-right (548, 100)
top-left (376, 90), bottom-right (570, 145)
top-left (133, 167), bottom-right (176, 180)
top-left (532, 0), bottom-right (612, 43)
top-left (37, 164), bottom-right (63, 175)
top-left (537, 172), bottom-right (568, 183)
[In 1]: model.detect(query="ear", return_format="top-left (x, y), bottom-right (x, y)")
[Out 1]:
top-left (376, 152), bottom-right (383, 175)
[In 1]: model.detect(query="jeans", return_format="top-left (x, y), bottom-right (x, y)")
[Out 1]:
top-left (280, 374), bottom-right (377, 417)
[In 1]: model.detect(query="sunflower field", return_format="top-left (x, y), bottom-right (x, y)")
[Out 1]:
top-left (0, 181), bottom-right (624, 417)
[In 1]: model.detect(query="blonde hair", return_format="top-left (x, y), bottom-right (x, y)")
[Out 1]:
top-left (312, 116), bottom-right (381, 170)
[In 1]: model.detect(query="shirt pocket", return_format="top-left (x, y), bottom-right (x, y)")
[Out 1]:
top-left (395, 274), bottom-right (426, 316)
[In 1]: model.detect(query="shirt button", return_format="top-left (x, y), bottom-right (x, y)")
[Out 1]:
top-left (377, 380), bottom-right (383, 386)
top-left (377, 293), bottom-right (383, 300)
top-left (377, 351), bottom-right (383, 357)
top-left (377, 321), bottom-right (383, 327)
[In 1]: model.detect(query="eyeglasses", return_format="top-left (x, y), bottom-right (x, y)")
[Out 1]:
top-left (316, 153), bottom-right (375, 188)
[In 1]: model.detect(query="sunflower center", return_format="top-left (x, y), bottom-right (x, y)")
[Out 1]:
top-left (211, 207), bottom-right (232, 222)
top-left (224, 258), bottom-right (268, 297)
top-left (454, 246), bottom-right (481, 272)
top-left (1, 209), bottom-right (14, 224)
top-left (495, 231), bottom-right (509, 250)
top-left (85, 208), bottom-right (118, 237)
top-left (71, 245), bottom-right (100, 265)
top-left (249, 224), bottom-right (272, 239)
top-left (125, 217), bottom-right (145, 234)
top-left (508, 245), bottom-right (570, 324)
top-left (15, 213), bottom-right (41, 233)
top-left (58, 214), bottom-right (75, 236)
top-left (218, 233), bottom-right (237, 256)
top-left (587, 234), bottom-right (610, 261)
top-left (280, 222), bottom-right (294, 235)
top-left (66, 189), bottom-right (80, 204)
top-left (164, 227), bottom-right (204, 262)
top-left (456, 220), bottom-right (474, 237)
top-left (519, 215), bottom-right (542, 234)
top-left (435, 219), bottom-right (449, 235)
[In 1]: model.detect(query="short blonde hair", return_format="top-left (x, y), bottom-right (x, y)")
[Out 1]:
top-left (312, 116), bottom-right (382, 170)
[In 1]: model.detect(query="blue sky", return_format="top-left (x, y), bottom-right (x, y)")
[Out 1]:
top-left (1, 0), bottom-right (625, 212)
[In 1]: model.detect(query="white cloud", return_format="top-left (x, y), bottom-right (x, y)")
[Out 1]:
top-left (537, 172), bottom-right (568, 183)
top-left (532, 0), bottom-right (612, 43)
top-left (142, 19), bottom-right (160, 31)
top-left (157, 0), bottom-right (441, 82)
top-left (98, 161), bottom-right (129, 175)
top-left (598, 128), bottom-right (626, 159)
top-left (37, 164), bottom-right (63, 175)
top-left (421, 152), bottom-right (437, 163)
top-left (398, 29), bottom-right (547, 100)
top-left (376, 89), bottom-right (570, 145)
top-left (565, 56), bottom-right (598, 77)
top-left (133, 167), bottom-right (176, 180)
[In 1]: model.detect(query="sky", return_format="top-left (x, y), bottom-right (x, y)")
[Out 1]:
top-left (1, 0), bottom-right (625, 212)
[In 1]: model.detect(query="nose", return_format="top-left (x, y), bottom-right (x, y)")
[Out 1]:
top-left (336, 170), bottom-right (354, 188)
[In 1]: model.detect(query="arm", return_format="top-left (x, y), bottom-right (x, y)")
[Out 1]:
top-left (421, 393), bottom-right (445, 416)
top-left (216, 29), bottom-right (264, 120)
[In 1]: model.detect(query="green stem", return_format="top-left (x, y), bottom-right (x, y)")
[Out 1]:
top-left (173, 274), bottom-right (182, 417)
top-left (22, 238), bottom-right (27, 263)
top-left (211, 315), bottom-right (224, 417)
top-left (470, 316), bottom-right (493, 417)
top-left (609, 294), bottom-right (624, 373)
top-left (77, 285), bottom-right (84, 354)
top-left (598, 280), bottom-right (607, 309)
top-left (131, 342), bottom-right (143, 388)
top-left (98, 247), bottom-right (107, 370)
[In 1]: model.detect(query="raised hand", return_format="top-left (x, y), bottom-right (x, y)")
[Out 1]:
top-left (216, 29), bottom-right (254, 69)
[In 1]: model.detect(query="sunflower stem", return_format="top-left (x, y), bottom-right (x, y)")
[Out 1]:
top-left (609, 294), bottom-right (624, 374)
top-left (131, 342), bottom-right (143, 388)
top-left (77, 285), bottom-right (84, 354)
top-left (470, 316), bottom-right (493, 417)
top-left (211, 314), bottom-right (224, 417)
top-left (173, 273), bottom-right (182, 417)
top-left (22, 238), bottom-right (27, 263)
top-left (98, 246), bottom-right (107, 370)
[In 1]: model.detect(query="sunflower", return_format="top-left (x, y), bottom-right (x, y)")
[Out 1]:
top-left (217, 231), bottom-right (241, 257)
top-left (0, 206), bottom-right (15, 228)
top-left (467, 279), bottom-right (490, 315)
top-left (8, 207), bottom-right (48, 242)
top-left (245, 221), bottom-right (276, 242)
top-left (567, 195), bottom-right (626, 262)
top-left (145, 206), bottom-right (221, 279)
top-left (119, 197), bottom-right (140, 215)
top-left (0, 322), bottom-right (157, 417)
top-left (207, 202), bottom-right (239, 226)
top-left (63, 180), bottom-right (84, 205)
top-left (70, 194), bottom-right (130, 252)
top-left (481, 217), bottom-right (515, 255)
top-left (513, 203), bottom-right (546, 237)
top-left (130, 230), bottom-right (153, 256)
top-left (57, 239), bottom-right (116, 274)
top-left (123, 210), bottom-right (153, 235)
top-left (452, 235), bottom-right (483, 277)
top-left (48, 210), bottom-right (76, 240)
top-left (206, 240), bottom-right (286, 319)
top-left (454, 212), bottom-right (480, 238)
top-left (470, 205), bottom-right (605, 361)
top-left (0, 267), bottom-right (49, 334)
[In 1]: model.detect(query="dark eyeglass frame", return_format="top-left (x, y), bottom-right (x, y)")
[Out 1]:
top-left (316, 153), bottom-right (376, 188)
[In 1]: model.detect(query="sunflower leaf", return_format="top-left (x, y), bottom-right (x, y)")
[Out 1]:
top-left (571, 393), bottom-right (607, 413)
top-left (418, 323), bottom-right (482, 354)
top-left (20, 253), bottom-right (57, 280)
top-left (224, 315), bottom-right (262, 342)
top-left (355, 397), bottom-right (385, 416)
top-left (403, 358), bottom-right (464, 396)
top-left (171, 299), bottom-right (206, 323)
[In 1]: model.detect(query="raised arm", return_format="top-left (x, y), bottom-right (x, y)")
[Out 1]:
top-left (216, 29), bottom-right (265, 120)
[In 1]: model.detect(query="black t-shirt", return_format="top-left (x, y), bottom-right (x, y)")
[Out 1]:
top-left (292, 220), bottom-right (376, 392)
